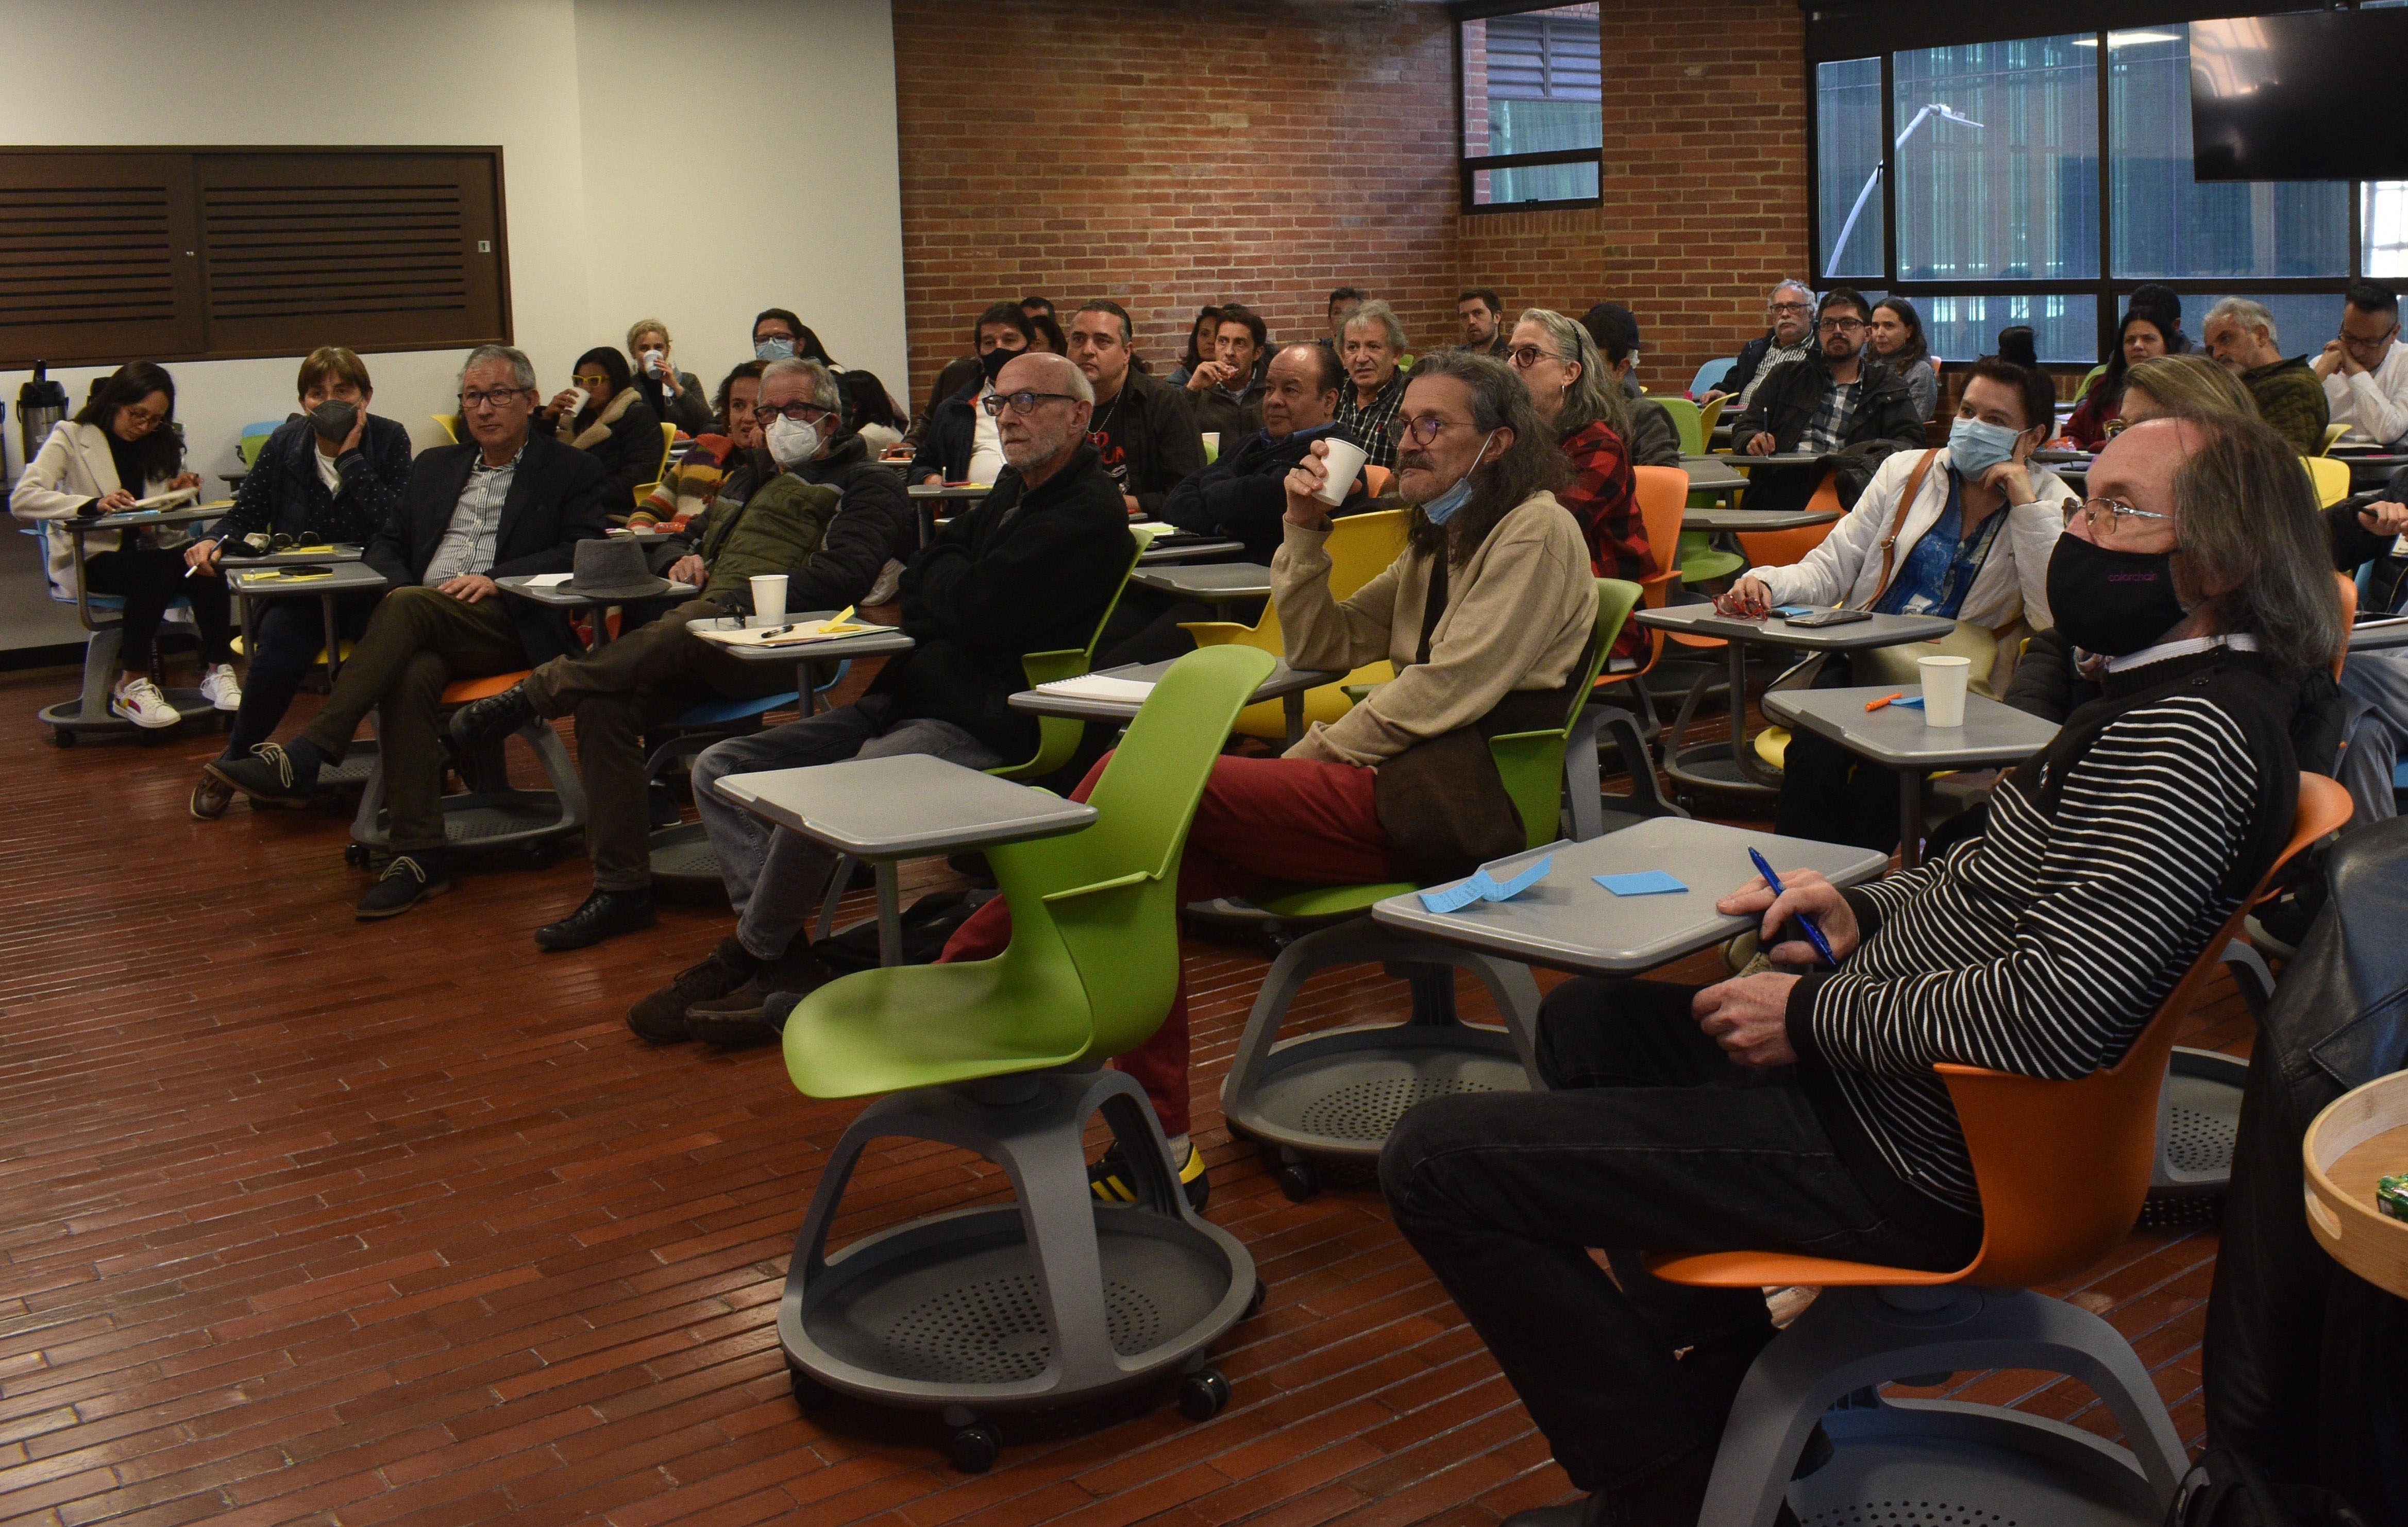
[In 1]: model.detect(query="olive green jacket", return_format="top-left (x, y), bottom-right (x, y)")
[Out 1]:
top-left (696, 474), bottom-right (840, 608)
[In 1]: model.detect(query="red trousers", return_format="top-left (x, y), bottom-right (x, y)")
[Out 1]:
top-left (937, 751), bottom-right (1413, 1134)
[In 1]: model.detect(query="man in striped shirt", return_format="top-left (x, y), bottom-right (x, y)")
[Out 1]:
top-left (1383, 414), bottom-right (2341, 1527)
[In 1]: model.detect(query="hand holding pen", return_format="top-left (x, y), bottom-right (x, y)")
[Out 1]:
top-left (1713, 853), bottom-right (1861, 968)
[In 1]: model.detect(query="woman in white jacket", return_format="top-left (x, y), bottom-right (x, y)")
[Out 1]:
top-left (8, 362), bottom-right (239, 727)
top-left (1717, 355), bottom-right (2070, 851)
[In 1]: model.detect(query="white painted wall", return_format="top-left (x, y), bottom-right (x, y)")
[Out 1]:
top-left (0, 0), bottom-right (903, 649)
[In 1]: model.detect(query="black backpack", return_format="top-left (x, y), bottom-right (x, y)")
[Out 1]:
top-left (2167, 1449), bottom-right (2372, 1527)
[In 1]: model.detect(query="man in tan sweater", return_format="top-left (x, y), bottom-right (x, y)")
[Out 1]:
top-left (922, 350), bottom-right (1602, 1210)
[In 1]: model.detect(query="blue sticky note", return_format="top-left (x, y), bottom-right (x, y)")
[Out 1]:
top-left (1772, 604), bottom-right (1814, 618)
top-left (1892, 695), bottom-right (1925, 709)
top-left (1419, 855), bottom-right (1552, 913)
top-left (1595, 870), bottom-right (1689, 896)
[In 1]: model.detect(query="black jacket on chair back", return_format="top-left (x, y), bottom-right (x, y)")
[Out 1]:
top-left (873, 446), bottom-right (1133, 759)
top-left (2205, 817), bottom-right (2408, 1524)
top-left (366, 433), bottom-right (611, 665)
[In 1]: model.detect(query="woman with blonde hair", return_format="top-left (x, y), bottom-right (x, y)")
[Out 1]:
top-left (2120, 352), bottom-right (2261, 426)
top-left (625, 317), bottom-right (713, 434)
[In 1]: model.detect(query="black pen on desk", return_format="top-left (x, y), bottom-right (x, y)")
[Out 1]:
top-left (1746, 847), bottom-right (1838, 966)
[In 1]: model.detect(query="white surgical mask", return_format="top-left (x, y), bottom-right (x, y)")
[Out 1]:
top-left (765, 413), bottom-right (822, 467)
top-left (1417, 429), bottom-right (1500, 525)
top-left (1947, 416), bottom-right (2023, 479)
top-left (755, 337), bottom-right (796, 362)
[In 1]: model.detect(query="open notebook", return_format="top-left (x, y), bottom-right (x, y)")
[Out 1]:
top-left (689, 619), bottom-right (895, 649)
top-left (1033, 673), bottom-right (1157, 703)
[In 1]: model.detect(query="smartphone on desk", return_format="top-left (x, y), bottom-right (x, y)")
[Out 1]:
top-left (1783, 608), bottom-right (1872, 628)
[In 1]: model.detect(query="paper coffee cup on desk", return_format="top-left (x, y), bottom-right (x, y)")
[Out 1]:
top-left (750, 574), bottom-right (788, 623)
top-left (1315, 438), bottom-right (1370, 506)
top-left (1918, 655), bottom-right (1971, 728)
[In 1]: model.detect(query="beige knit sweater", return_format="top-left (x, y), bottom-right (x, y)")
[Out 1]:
top-left (1272, 491), bottom-right (1597, 768)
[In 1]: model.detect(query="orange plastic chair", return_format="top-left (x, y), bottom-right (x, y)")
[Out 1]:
top-left (1648, 773), bottom-right (2352, 1525)
top-left (2334, 570), bottom-right (2358, 681)
top-left (1360, 464), bottom-right (1391, 499)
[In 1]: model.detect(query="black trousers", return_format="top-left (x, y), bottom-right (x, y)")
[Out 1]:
top-left (223, 591), bottom-right (380, 757)
top-left (86, 547), bottom-right (234, 669)
top-left (1772, 653), bottom-right (1903, 854)
top-left (1379, 978), bottom-right (1979, 1493)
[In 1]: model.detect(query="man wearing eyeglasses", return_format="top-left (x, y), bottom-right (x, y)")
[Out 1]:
top-left (626, 350), bottom-right (1135, 1043)
top-left (2314, 279), bottom-right (2408, 448)
top-left (206, 344), bottom-right (610, 919)
top-left (1704, 279), bottom-right (1818, 410)
top-left (444, 358), bottom-right (916, 950)
top-left (1727, 286), bottom-right (1928, 518)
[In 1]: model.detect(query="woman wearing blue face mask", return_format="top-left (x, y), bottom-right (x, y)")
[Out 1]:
top-left (1722, 355), bottom-right (2073, 851)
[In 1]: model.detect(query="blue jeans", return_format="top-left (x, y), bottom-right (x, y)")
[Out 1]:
top-left (692, 694), bottom-right (1002, 960)
top-left (1380, 978), bottom-right (1980, 1492)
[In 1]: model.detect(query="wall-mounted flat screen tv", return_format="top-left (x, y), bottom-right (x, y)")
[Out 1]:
top-left (2191, 10), bottom-right (2408, 181)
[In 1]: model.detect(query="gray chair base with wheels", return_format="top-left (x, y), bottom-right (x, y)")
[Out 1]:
top-left (346, 704), bottom-right (586, 870)
top-left (39, 612), bottom-right (218, 747)
top-left (1702, 1285), bottom-right (2187, 1526)
top-left (779, 1066), bottom-right (1259, 1474)
top-left (2148, 1044), bottom-right (2250, 1200)
top-left (1220, 914), bottom-right (1544, 1202)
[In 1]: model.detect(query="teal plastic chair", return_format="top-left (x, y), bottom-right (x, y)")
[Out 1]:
top-left (773, 645), bottom-right (1276, 1464)
top-left (1219, 580), bottom-right (1640, 1201)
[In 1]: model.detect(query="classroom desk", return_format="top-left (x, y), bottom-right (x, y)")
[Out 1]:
top-left (493, 576), bottom-right (698, 649)
top-left (1683, 506), bottom-right (1844, 533)
top-left (688, 612), bottom-right (914, 711)
top-left (906, 481), bottom-right (992, 546)
top-left (54, 501), bottom-right (227, 625)
top-left (1723, 451), bottom-right (1834, 469)
top-left (714, 753), bottom-right (1096, 965)
top-left (1369, 817), bottom-right (1888, 975)
top-left (226, 561), bottom-right (390, 683)
top-left (603, 527), bottom-right (677, 545)
top-left (1126, 562), bottom-right (1272, 619)
top-left (1633, 604), bottom-right (1957, 801)
top-left (1677, 454), bottom-right (1751, 500)
top-left (1763, 683), bottom-right (2059, 867)
top-left (215, 542), bottom-right (364, 568)
top-left (2330, 450), bottom-right (2408, 489)
top-left (1135, 532), bottom-right (1247, 565)
top-left (1009, 658), bottom-right (1341, 749)
top-left (2349, 615), bottom-right (2408, 652)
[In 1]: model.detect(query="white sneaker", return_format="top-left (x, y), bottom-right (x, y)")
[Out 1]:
top-left (200, 663), bottom-right (243, 712)
top-left (111, 676), bottom-right (181, 729)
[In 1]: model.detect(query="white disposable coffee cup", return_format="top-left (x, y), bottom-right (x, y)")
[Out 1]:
top-left (1200, 431), bottom-right (1220, 462)
top-left (750, 574), bottom-right (788, 624)
top-left (1316, 438), bottom-right (1371, 506)
top-left (563, 386), bottom-right (590, 418)
top-left (1919, 655), bottom-right (1971, 728)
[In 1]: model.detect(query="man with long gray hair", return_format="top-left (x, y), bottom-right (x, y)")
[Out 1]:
top-left (207, 344), bottom-right (611, 920)
top-left (2203, 296), bottom-right (2329, 454)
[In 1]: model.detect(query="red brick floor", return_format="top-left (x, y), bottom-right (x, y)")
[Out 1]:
top-left (0, 657), bottom-right (2239, 1524)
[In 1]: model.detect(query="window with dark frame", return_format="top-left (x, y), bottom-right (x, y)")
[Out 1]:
top-left (1459, 3), bottom-right (1603, 212)
top-left (1810, 12), bottom-right (2408, 365)
top-left (0, 147), bottom-right (510, 369)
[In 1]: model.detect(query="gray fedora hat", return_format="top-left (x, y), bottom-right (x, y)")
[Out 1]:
top-left (565, 537), bottom-right (673, 601)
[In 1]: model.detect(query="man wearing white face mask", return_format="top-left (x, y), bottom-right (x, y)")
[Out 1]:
top-left (1719, 355), bottom-right (2072, 851)
top-left (449, 358), bottom-right (914, 951)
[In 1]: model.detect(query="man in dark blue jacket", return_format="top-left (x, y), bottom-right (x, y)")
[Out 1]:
top-left (908, 302), bottom-right (1034, 486)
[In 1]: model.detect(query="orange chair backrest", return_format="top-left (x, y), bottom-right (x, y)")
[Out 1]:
top-left (1360, 464), bottom-right (1391, 499)
top-left (1629, 466), bottom-right (1688, 588)
top-left (1943, 772), bottom-right (2352, 1287)
top-left (2334, 571), bottom-right (2358, 681)
top-left (1733, 518), bottom-right (1838, 568)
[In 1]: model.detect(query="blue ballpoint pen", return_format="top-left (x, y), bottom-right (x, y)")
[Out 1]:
top-left (1747, 847), bottom-right (1838, 966)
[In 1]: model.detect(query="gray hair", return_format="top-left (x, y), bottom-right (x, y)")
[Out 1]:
top-left (1769, 279), bottom-right (1815, 309)
top-left (760, 357), bottom-right (840, 411)
top-left (1516, 307), bottom-right (1629, 445)
top-left (2204, 296), bottom-right (2279, 347)
top-left (2167, 413), bottom-right (2343, 680)
top-left (1343, 299), bottom-right (1409, 356)
top-left (460, 344), bottom-right (534, 390)
top-left (1398, 349), bottom-right (1569, 567)
top-left (1000, 348), bottom-right (1094, 404)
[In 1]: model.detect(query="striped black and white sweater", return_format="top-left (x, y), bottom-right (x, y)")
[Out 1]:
top-left (1786, 642), bottom-right (2300, 1218)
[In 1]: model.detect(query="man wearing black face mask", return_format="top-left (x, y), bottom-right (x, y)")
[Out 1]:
top-left (184, 346), bottom-right (412, 821)
top-left (1389, 414), bottom-right (2341, 1527)
top-left (910, 301), bottom-right (1034, 488)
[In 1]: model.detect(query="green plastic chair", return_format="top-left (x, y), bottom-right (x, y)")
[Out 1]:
top-left (774, 646), bottom-right (1273, 1449)
top-left (988, 525), bottom-right (1153, 782)
top-left (785, 642), bottom-right (1275, 1100)
top-left (1217, 579), bottom-right (1641, 1202)
top-left (1657, 396), bottom-right (1704, 456)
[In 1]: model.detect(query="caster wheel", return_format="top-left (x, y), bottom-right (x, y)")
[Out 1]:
top-left (1177, 1368), bottom-right (1231, 1421)
top-left (945, 1422), bottom-right (1000, 1474)
top-left (786, 1362), bottom-right (836, 1408)
top-left (527, 843), bottom-right (557, 870)
top-left (1243, 1278), bottom-right (1268, 1320)
top-left (1275, 1160), bottom-right (1320, 1203)
top-left (343, 842), bottom-right (371, 869)
top-left (52, 729), bottom-right (75, 748)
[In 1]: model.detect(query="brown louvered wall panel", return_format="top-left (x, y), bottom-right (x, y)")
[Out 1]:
top-left (0, 148), bottom-right (507, 367)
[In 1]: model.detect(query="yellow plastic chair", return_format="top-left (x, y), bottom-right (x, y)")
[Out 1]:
top-left (2320, 421), bottom-right (2348, 455)
top-left (1696, 395), bottom-right (1727, 445)
top-left (431, 413), bottom-right (461, 444)
top-left (2305, 455), bottom-right (2350, 509)
top-left (1182, 509), bottom-right (1409, 740)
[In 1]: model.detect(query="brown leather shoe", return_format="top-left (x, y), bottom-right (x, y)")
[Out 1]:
top-left (686, 949), bottom-right (839, 1048)
top-left (626, 936), bottom-right (755, 1043)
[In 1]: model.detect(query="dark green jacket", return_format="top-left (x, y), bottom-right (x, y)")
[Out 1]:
top-left (2242, 354), bottom-right (2330, 456)
top-left (696, 474), bottom-right (840, 609)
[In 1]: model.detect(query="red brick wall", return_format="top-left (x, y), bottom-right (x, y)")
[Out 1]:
top-left (890, 0), bottom-right (1809, 410)
top-left (1456, 3), bottom-right (1811, 396)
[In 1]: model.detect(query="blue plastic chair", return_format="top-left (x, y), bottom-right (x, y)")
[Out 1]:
top-left (1688, 357), bottom-right (1738, 399)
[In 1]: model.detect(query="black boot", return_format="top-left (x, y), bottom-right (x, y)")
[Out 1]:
top-left (450, 681), bottom-right (538, 754)
top-left (534, 888), bottom-right (658, 951)
top-left (626, 936), bottom-right (756, 1042)
top-left (206, 739), bottom-right (323, 804)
